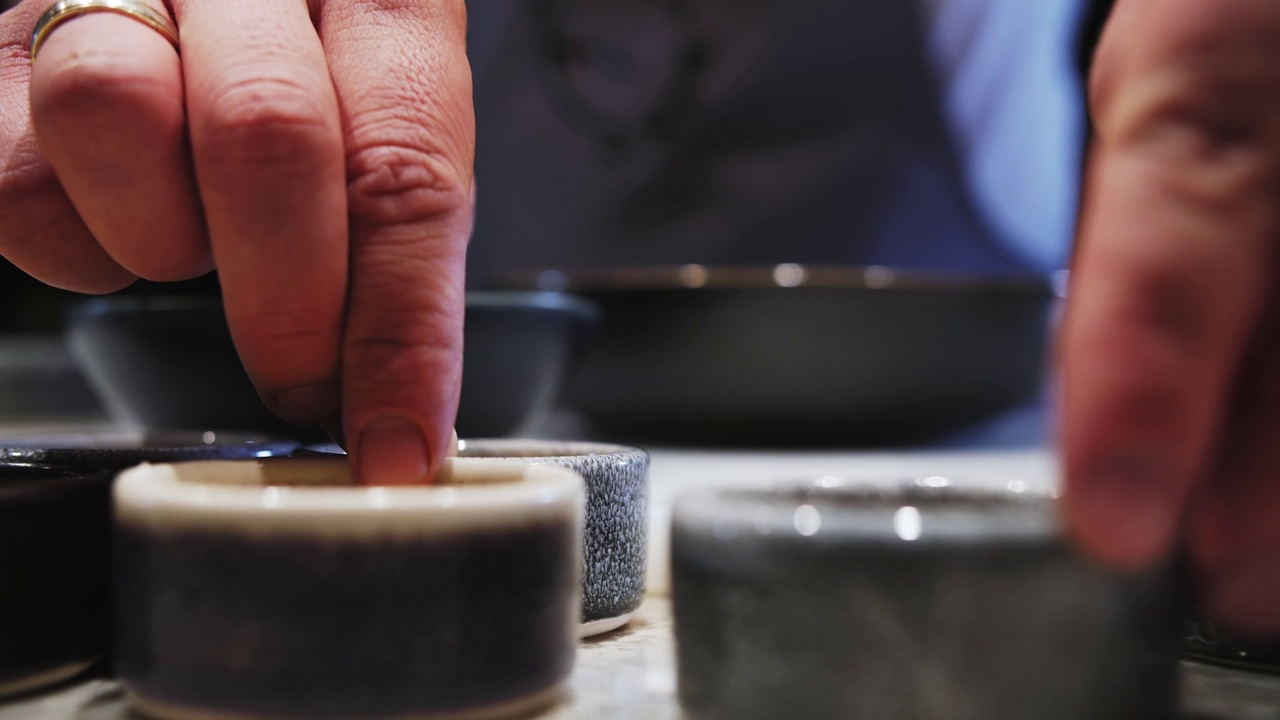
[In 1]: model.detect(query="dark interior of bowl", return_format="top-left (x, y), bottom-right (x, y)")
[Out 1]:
top-left (65, 294), bottom-right (598, 440)
top-left (517, 267), bottom-right (1055, 446)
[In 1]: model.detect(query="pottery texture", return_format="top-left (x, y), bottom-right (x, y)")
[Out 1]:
top-left (113, 459), bottom-right (583, 720)
top-left (460, 442), bottom-right (649, 627)
top-left (671, 486), bottom-right (1179, 720)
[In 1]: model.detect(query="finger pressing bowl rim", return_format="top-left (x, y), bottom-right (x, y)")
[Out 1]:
top-left (114, 457), bottom-right (585, 536)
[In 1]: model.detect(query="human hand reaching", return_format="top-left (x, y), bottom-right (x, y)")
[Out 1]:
top-left (1063, 0), bottom-right (1280, 633)
top-left (0, 0), bottom-right (474, 484)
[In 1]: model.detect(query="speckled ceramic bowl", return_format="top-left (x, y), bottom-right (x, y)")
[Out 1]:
top-left (301, 440), bottom-right (650, 638)
top-left (0, 462), bottom-right (113, 698)
top-left (0, 430), bottom-right (298, 471)
top-left (671, 479), bottom-right (1179, 720)
top-left (454, 440), bottom-right (649, 637)
top-left (114, 456), bottom-right (584, 720)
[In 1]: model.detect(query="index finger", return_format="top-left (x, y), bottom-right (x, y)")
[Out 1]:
top-left (1061, 0), bottom-right (1280, 568)
top-left (319, 0), bottom-right (473, 485)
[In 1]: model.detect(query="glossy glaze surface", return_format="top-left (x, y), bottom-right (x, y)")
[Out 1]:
top-left (0, 463), bottom-right (113, 698)
top-left (0, 431), bottom-right (298, 471)
top-left (114, 458), bottom-right (584, 720)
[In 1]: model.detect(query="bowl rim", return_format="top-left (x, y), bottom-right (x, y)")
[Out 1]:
top-left (456, 438), bottom-right (647, 461)
top-left (496, 264), bottom-right (1057, 295)
top-left (0, 430), bottom-right (297, 452)
top-left (67, 291), bottom-right (601, 322)
top-left (114, 456), bottom-right (585, 536)
top-left (673, 478), bottom-right (1060, 545)
top-left (0, 461), bottom-right (113, 502)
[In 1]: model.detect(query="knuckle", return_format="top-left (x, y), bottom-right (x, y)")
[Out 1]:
top-left (346, 140), bottom-right (471, 228)
top-left (33, 50), bottom-right (169, 121)
top-left (344, 288), bottom-right (463, 389)
top-left (197, 76), bottom-right (337, 175)
top-left (1098, 259), bottom-right (1231, 385)
top-left (235, 304), bottom-right (341, 351)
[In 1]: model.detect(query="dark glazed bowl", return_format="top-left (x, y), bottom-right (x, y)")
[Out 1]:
top-left (508, 265), bottom-right (1055, 445)
top-left (456, 439), bottom-right (649, 637)
top-left (0, 462), bottom-right (113, 698)
top-left (66, 293), bottom-right (598, 439)
top-left (0, 430), bottom-right (298, 471)
top-left (671, 479), bottom-right (1179, 720)
top-left (1183, 611), bottom-right (1280, 673)
top-left (114, 456), bottom-right (584, 720)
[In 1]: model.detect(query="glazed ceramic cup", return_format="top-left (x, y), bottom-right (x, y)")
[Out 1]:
top-left (301, 440), bottom-right (650, 638)
top-left (671, 479), bottom-right (1179, 720)
top-left (0, 430), bottom-right (299, 471)
top-left (0, 462), bottom-right (113, 698)
top-left (454, 440), bottom-right (649, 638)
top-left (114, 456), bottom-right (585, 720)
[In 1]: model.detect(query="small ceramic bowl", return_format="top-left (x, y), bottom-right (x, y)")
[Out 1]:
top-left (456, 440), bottom-right (649, 637)
top-left (0, 430), bottom-right (299, 471)
top-left (0, 462), bottom-right (113, 698)
top-left (671, 479), bottom-right (1179, 720)
top-left (114, 456), bottom-right (585, 720)
top-left (1183, 610), bottom-right (1280, 673)
top-left (300, 440), bottom-right (650, 638)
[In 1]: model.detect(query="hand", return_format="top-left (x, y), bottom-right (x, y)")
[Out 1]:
top-left (1062, 0), bottom-right (1280, 633)
top-left (0, 0), bottom-right (474, 484)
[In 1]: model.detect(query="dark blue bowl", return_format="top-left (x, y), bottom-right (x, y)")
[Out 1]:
top-left (65, 293), bottom-right (598, 439)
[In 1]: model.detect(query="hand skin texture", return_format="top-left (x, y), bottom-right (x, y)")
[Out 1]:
top-left (0, 0), bottom-right (475, 485)
top-left (1063, 0), bottom-right (1280, 635)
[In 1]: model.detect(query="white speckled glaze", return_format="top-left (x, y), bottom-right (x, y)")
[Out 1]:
top-left (455, 441), bottom-right (649, 638)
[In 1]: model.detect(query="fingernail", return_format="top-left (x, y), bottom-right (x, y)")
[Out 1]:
top-left (1071, 459), bottom-right (1179, 569)
top-left (357, 417), bottom-right (430, 486)
top-left (1207, 559), bottom-right (1280, 636)
top-left (273, 384), bottom-right (340, 424)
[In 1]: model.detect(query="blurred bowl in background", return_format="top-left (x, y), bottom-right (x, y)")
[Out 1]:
top-left (505, 265), bottom-right (1056, 446)
top-left (65, 293), bottom-right (598, 440)
top-left (0, 335), bottom-right (103, 423)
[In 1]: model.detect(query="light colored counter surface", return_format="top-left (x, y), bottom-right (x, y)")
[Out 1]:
top-left (2, 445), bottom-right (1279, 718)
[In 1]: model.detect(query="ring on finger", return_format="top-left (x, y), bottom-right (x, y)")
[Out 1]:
top-left (31, 0), bottom-right (179, 61)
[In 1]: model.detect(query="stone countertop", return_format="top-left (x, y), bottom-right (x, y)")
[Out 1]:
top-left (2, 599), bottom-right (1279, 720)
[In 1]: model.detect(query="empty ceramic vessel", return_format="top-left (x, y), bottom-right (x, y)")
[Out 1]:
top-left (671, 479), bottom-right (1179, 720)
top-left (114, 456), bottom-right (584, 720)
top-left (0, 462), bottom-right (113, 698)
top-left (456, 440), bottom-right (649, 637)
top-left (0, 430), bottom-right (298, 471)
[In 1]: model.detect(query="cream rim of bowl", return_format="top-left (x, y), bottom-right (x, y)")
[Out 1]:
top-left (455, 439), bottom-right (643, 459)
top-left (115, 457), bottom-right (586, 535)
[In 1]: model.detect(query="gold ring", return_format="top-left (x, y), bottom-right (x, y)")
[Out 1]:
top-left (31, 0), bottom-right (179, 61)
